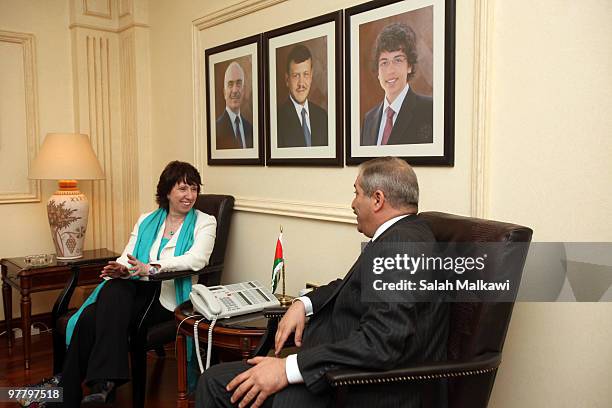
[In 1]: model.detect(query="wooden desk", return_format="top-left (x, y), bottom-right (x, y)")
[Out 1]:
top-left (1, 248), bottom-right (118, 369)
top-left (174, 301), bottom-right (270, 408)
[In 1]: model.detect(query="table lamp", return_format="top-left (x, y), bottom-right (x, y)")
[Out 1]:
top-left (29, 133), bottom-right (105, 259)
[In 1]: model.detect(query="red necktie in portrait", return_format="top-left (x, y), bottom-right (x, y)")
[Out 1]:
top-left (381, 107), bottom-right (395, 145)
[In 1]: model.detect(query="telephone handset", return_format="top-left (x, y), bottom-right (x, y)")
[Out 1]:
top-left (190, 284), bottom-right (222, 319)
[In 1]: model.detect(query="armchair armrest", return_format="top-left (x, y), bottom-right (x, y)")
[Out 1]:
top-left (325, 352), bottom-right (501, 387)
top-left (51, 265), bottom-right (80, 328)
top-left (252, 306), bottom-right (296, 357)
top-left (263, 306), bottom-right (289, 319)
top-left (148, 263), bottom-right (223, 282)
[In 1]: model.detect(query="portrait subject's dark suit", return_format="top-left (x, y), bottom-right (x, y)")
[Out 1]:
top-left (196, 215), bottom-right (449, 408)
top-left (361, 88), bottom-right (433, 146)
top-left (277, 98), bottom-right (328, 147)
top-left (215, 110), bottom-right (253, 149)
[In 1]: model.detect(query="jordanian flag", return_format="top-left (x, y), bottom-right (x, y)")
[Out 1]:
top-left (271, 232), bottom-right (283, 293)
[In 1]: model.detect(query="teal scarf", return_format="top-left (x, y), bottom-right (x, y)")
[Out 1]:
top-left (65, 208), bottom-right (197, 346)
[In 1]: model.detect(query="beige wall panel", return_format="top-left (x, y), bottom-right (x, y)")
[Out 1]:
top-left (0, 29), bottom-right (40, 205)
top-left (487, 0), bottom-right (612, 238)
top-left (71, 27), bottom-right (126, 252)
top-left (83, 0), bottom-right (113, 19)
top-left (0, 0), bottom-right (76, 321)
top-left (223, 212), bottom-right (363, 295)
top-left (485, 1), bottom-right (612, 407)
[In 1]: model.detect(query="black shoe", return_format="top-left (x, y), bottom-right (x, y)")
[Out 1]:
top-left (81, 380), bottom-right (116, 405)
top-left (18, 374), bottom-right (62, 407)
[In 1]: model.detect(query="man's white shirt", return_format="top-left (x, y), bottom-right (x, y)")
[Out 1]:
top-left (289, 95), bottom-right (312, 134)
top-left (226, 108), bottom-right (246, 148)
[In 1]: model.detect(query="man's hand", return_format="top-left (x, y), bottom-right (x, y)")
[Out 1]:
top-left (227, 356), bottom-right (288, 408)
top-left (274, 300), bottom-right (306, 355)
top-left (100, 261), bottom-right (128, 279)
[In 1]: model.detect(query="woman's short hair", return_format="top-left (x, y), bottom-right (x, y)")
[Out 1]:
top-left (358, 157), bottom-right (419, 211)
top-left (156, 161), bottom-right (202, 210)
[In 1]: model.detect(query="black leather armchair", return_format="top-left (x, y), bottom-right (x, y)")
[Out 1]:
top-left (52, 194), bottom-right (234, 408)
top-left (254, 211), bottom-right (532, 408)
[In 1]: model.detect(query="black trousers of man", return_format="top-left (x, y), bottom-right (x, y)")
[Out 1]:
top-left (51, 279), bottom-right (172, 407)
top-left (197, 361), bottom-right (332, 408)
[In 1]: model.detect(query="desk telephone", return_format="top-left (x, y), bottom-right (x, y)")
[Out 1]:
top-left (190, 281), bottom-right (280, 319)
top-left (189, 281), bottom-right (280, 373)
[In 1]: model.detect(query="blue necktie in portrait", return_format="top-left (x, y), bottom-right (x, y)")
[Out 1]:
top-left (234, 116), bottom-right (244, 148)
top-left (301, 107), bottom-right (312, 147)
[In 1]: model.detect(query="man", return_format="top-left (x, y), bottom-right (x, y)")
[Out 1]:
top-left (216, 61), bottom-right (253, 149)
top-left (197, 157), bottom-right (448, 408)
top-left (277, 44), bottom-right (328, 148)
top-left (361, 23), bottom-right (433, 146)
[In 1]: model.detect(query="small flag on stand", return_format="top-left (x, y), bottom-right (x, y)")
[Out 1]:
top-left (271, 229), bottom-right (283, 293)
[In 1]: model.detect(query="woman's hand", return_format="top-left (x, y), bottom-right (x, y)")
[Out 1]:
top-left (100, 261), bottom-right (129, 279)
top-left (126, 254), bottom-right (151, 277)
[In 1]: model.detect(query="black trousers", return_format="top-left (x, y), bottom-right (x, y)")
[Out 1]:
top-left (55, 279), bottom-right (173, 407)
top-left (196, 361), bottom-right (332, 408)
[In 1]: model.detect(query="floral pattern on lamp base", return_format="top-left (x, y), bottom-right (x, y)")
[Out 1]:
top-left (46, 192), bottom-right (88, 259)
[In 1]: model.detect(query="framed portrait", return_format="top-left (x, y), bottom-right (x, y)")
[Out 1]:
top-left (264, 11), bottom-right (343, 166)
top-left (206, 35), bottom-right (264, 165)
top-left (345, 0), bottom-right (455, 165)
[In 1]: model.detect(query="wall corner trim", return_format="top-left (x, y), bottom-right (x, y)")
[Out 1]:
top-left (193, 0), bottom-right (288, 30)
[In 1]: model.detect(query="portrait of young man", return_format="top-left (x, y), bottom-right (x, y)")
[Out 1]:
top-left (216, 60), bottom-right (254, 150)
top-left (276, 43), bottom-right (328, 148)
top-left (360, 22), bottom-right (433, 146)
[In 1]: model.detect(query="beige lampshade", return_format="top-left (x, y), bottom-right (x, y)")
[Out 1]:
top-left (29, 133), bottom-right (105, 180)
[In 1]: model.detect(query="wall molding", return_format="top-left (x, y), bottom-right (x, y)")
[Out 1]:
top-left (234, 197), bottom-right (356, 225)
top-left (83, 0), bottom-right (113, 19)
top-left (119, 31), bottom-right (141, 241)
top-left (0, 30), bottom-right (41, 204)
top-left (81, 34), bottom-right (117, 251)
top-left (193, 0), bottom-right (287, 30)
top-left (119, 0), bottom-right (133, 18)
top-left (470, 0), bottom-right (493, 218)
top-left (69, 22), bottom-right (149, 34)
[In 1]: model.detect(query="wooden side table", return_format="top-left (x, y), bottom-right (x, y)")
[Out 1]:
top-left (1, 248), bottom-right (118, 369)
top-left (174, 301), bottom-right (271, 408)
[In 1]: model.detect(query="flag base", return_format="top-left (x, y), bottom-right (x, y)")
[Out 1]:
top-left (276, 294), bottom-right (293, 307)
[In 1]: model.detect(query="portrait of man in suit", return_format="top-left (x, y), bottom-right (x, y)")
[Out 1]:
top-left (216, 61), bottom-right (253, 150)
top-left (361, 23), bottom-right (433, 146)
top-left (197, 157), bottom-right (448, 408)
top-left (277, 44), bottom-right (328, 148)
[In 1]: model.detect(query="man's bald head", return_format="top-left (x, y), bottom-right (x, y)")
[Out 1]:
top-left (223, 62), bottom-right (245, 113)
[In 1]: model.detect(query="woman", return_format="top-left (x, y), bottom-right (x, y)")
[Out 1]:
top-left (51, 161), bottom-right (216, 407)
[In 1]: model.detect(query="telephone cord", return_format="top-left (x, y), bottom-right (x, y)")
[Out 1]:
top-left (193, 315), bottom-right (219, 374)
top-left (206, 317), bottom-right (218, 370)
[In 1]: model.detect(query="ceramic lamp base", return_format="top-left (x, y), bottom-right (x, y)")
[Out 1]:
top-left (46, 180), bottom-right (89, 259)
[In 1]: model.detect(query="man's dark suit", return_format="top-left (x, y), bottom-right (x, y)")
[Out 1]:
top-left (197, 215), bottom-right (449, 408)
top-left (277, 98), bottom-right (328, 147)
top-left (361, 88), bottom-right (433, 146)
top-left (216, 110), bottom-right (253, 149)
